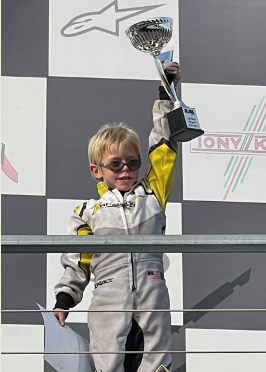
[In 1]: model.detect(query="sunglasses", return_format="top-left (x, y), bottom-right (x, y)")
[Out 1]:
top-left (99, 159), bottom-right (142, 172)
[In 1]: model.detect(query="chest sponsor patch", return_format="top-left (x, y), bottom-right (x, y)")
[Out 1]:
top-left (91, 201), bottom-right (136, 215)
top-left (148, 271), bottom-right (164, 280)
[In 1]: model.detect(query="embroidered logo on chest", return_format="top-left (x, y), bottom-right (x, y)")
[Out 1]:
top-left (123, 201), bottom-right (136, 210)
top-left (91, 201), bottom-right (136, 215)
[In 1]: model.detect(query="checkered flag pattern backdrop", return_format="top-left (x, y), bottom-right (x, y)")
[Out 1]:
top-left (2, 1), bottom-right (266, 371)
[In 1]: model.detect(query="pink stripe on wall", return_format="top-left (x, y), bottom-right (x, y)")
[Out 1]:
top-left (253, 101), bottom-right (266, 132)
top-left (223, 156), bottom-right (244, 200)
top-left (1, 156), bottom-right (18, 183)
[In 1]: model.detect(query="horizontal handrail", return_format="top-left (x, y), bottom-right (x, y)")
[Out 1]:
top-left (2, 350), bottom-right (266, 355)
top-left (1, 234), bottom-right (266, 253)
top-left (1, 308), bottom-right (266, 313)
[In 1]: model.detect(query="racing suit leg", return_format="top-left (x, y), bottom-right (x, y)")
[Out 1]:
top-left (87, 258), bottom-right (172, 372)
top-left (133, 259), bottom-right (172, 372)
top-left (87, 263), bottom-right (135, 372)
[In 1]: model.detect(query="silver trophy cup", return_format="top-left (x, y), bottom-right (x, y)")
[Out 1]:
top-left (125, 17), bottom-right (204, 142)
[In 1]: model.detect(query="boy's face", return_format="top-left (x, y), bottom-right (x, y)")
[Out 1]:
top-left (90, 147), bottom-right (140, 191)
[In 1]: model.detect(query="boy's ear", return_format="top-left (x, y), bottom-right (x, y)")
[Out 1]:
top-left (90, 164), bottom-right (103, 180)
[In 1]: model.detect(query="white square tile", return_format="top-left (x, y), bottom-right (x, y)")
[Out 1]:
top-left (186, 328), bottom-right (266, 372)
top-left (1, 324), bottom-right (44, 372)
top-left (1, 77), bottom-right (47, 196)
top-left (49, 0), bottom-right (179, 79)
top-left (165, 202), bottom-right (182, 235)
top-left (165, 202), bottom-right (183, 325)
top-left (163, 253), bottom-right (183, 325)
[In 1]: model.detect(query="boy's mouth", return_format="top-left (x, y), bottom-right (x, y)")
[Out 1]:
top-left (117, 176), bottom-right (131, 180)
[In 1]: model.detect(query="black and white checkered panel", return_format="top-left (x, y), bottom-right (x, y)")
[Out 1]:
top-left (2, 1), bottom-right (266, 372)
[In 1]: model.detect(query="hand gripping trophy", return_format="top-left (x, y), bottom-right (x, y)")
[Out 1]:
top-left (126, 17), bottom-right (204, 142)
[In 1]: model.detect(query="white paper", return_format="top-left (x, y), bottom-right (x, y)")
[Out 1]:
top-left (37, 304), bottom-right (93, 372)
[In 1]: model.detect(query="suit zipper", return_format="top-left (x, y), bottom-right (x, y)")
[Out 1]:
top-left (111, 191), bottom-right (136, 291)
top-left (124, 201), bottom-right (136, 291)
top-left (121, 196), bottom-right (136, 291)
top-left (130, 253), bottom-right (136, 291)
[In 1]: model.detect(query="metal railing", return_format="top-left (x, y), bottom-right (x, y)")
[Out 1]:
top-left (2, 234), bottom-right (266, 253)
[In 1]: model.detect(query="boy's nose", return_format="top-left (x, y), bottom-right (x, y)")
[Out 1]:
top-left (121, 163), bottom-right (130, 171)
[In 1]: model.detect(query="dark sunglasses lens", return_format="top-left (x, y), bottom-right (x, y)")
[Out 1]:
top-left (128, 159), bottom-right (141, 170)
top-left (109, 159), bottom-right (142, 171)
top-left (109, 161), bottom-right (123, 171)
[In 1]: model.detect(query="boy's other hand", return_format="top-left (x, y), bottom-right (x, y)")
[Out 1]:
top-left (165, 62), bottom-right (181, 87)
top-left (52, 308), bottom-right (67, 326)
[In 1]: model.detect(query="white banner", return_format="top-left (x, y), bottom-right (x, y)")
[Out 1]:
top-left (1, 77), bottom-right (47, 196)
top-left (182, 84), bottom-right (266, 203)
top-left (49, 0), bottom-right (179, 79)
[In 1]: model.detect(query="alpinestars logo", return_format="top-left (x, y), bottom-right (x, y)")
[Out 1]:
top-left (61, 0), bottom-right (164, 37)
top-left (191, 97), bottom-right (266, 200)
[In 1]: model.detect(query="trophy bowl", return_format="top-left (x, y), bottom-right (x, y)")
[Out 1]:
top-left (125, 17), bottom-right (173, 56)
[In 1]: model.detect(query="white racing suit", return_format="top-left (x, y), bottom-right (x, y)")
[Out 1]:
top-left (54, 100), bottom-right (177, 372)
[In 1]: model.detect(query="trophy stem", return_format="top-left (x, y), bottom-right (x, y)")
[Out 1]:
top-left (153, 57), bottom-right (179, 103)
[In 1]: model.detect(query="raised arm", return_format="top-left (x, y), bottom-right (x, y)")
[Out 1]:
top-left (147, 62), bottom-right (180, 212)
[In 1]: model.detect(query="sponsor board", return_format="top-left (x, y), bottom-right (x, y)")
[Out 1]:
top-left (182, 84), bottom-right (266, 203)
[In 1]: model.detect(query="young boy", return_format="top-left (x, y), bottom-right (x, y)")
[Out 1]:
top-left (53, 63), bottom-right (180, 372)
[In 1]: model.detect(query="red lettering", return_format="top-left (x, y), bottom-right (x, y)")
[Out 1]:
top-left (255, 139), bottom-right (266, 150)
top-left (198, 136), bottom-right (202, 148)
top-left (230, 137), bottom-right (242, 149)
top-left (217, 137), bottom-right (229, 149)
top-left (204, 137), bottom-right (215, 148)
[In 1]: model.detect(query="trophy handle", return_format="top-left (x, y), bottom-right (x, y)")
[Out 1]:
top-left (153, 51), bottom-right (179, 103)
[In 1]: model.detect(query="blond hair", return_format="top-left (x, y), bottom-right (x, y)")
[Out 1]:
top-left (88, 122), bottom-right (141, 166)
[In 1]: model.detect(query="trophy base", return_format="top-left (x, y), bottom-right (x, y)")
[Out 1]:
top-left (167, 106), bottom-right (204, 142)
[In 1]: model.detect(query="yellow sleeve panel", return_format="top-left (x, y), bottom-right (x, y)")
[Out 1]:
top-left (148, 143), bottom-right (176, 212)
top-left (80, 252), bottom-right (94, 277)
top-left (77, 226), bottom-right (93, 276)
top-left (77, 225), bottom-right (93, 235)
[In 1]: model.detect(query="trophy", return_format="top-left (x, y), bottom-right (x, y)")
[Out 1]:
top-left (125, 17), bottom-right (204, 142)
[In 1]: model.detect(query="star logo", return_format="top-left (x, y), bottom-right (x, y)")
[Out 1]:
top-left (61, 0), bottom-right (165, 37)
top-left (91, 202), bottom-right (104, 215)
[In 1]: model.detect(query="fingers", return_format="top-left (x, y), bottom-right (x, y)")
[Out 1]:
top-left (165, 62), bottom-right (181, 87)
top-left (165, 62), bottom-right (180, 75)
top-left (52, 308), bottom-right (66, 326)
top-left (58, 312), bottom-right (66, 326)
